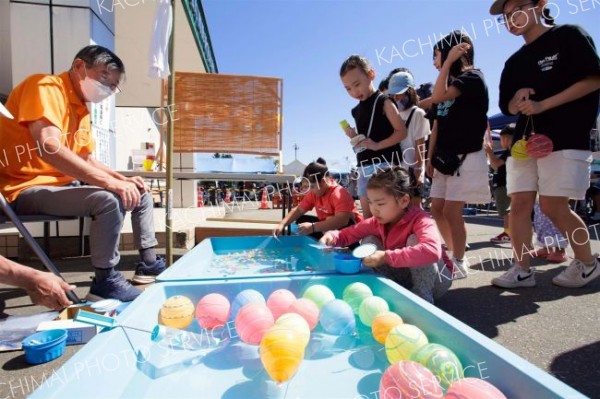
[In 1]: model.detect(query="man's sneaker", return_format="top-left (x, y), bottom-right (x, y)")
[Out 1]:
top-left (491, 264), bottom-right (536, 288)
top-left (452, 258), bottom-right (469, 280)
top-left (552, 257), bottom-right (600, 288)
top-left (87, 270), bottom-right (142, 302)
top-left (133, 256), bottom-right (167, 284)
top-left (490, 232), bottom-right (511, 243)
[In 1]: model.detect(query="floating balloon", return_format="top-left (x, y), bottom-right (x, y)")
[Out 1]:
top-left (302, 284), bottom-right (335, 309)
top-left (526, 133), bottom-right (553, 158)
top-left (276, 313), bottom-right (311, 347)
top-left (342, 282), bottom-right (373, 314)
top-left (385, 324), bottom-right (428, 364)
top-left (158, 295), bottom-right (195, 329)
top-left (371, 312), bottom-right (403, 344)
top-left (195, 293), bottom-right (230, 330)
top-left (267, 289), bottom-right (297, 320)
top-left (234, 303), bottom-right (274, 345)
top-left (410, 343), bottom-right (463, 390)
top-left (287, 298), bottom-right (320, 330)
top-left (445, 378), bottom-right (507, 399)
top-left (260, 326), bottom-right (305, 383)
top-left (358, 296), bottom-right (389, 327)
top-left (511, 139), bottom-right (529, 160)
top-left (319, 299), bottom-right (356, 335)
top-left (379, 360), bottom-right (443, 399)
top-left (231, 289), bottom-right (266, 320)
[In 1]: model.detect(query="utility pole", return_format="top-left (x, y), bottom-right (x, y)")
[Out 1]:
top-left (293, 143), bottom-right (299, 161)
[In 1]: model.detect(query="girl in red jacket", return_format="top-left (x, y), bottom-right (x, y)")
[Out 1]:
top-left (321, 167), bottom-right (453, 303)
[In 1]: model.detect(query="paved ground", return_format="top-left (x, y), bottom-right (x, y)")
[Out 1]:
top-left (0, 209), bottom-right (599, 398)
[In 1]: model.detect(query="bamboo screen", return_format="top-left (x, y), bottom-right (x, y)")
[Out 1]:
top-left (173, 72), bottom-right (283, 155)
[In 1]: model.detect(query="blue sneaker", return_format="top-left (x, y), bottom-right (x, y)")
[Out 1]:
top-left (87, 270), bottom-right (142, 302)
top-left (133, 256), bottom-right (167, 284)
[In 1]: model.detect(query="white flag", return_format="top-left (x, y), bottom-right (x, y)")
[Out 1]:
top-left (148, 0), bottom-right (173, 79)
top-left (0, 102), bottom-right (13, 119)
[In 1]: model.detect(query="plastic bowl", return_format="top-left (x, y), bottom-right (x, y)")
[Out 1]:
top-left (290, 224), bottom-right (300, 234)
top-left (22, 329), bottom-right (68, 364)
top-left (334, 254), bottom-right (362, 274)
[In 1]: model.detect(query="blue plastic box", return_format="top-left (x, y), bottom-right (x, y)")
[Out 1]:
top-left (29, 275), bottom-right (586, 398)
top-left (158, 236), bottom-right (338, 282)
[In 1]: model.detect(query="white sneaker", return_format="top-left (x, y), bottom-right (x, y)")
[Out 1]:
top-left (491, 264), bottom-right (536, 288)
top-left (452, 258), bottom-right (469, 280)
top-left (552, 257), bottom-right (600, 288)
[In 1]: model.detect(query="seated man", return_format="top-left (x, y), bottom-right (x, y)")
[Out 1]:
top-left (0, 45), bottom-right (165, 302)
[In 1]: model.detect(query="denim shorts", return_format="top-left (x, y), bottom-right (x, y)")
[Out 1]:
top-left (356, 162), bottom-right (390, 197)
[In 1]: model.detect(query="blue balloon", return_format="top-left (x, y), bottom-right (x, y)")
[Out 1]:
top-left (230, 289), bottom-right (266, 320)
top-left (319, 299), bottom-right (356, 335)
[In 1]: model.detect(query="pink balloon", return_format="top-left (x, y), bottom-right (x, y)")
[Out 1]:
top-left (445, 378), bottom-right (507, 399)
top-left (526, 134), bottom-right (553, 158)
top-left (196, 293), bottom-right (230, 330)
top-left (234, 303), bottom-right (274, 345)
top-left (267, 289), bottom-right (297, 320)
top-left (379, 361), bottom-right (442, 399)
top-left (287, 298), bottom-right (320, 330)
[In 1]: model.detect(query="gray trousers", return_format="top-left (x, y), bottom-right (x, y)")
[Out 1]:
top-left (363, 235), bottom-right (452, 303)
top-left (12, 185), bottom-right (158, 270)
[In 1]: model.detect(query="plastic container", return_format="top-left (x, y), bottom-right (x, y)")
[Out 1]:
top-left (21, 329), bottom-right (67, 364)
top-left (333, 253), bottom-right (362, 274)
top-left (91, 299), bottom-right (122, 317)
top-left (289, 224), bottom-right (300, 234)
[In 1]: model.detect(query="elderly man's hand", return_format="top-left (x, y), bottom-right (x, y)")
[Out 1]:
top-left (108, 179), bottom-right (141, 211)
top-left (25, 271), bottom-right (75, 310)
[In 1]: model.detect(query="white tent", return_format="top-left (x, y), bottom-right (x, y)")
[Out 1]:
top-left (283, 160), bottom-right (306, 176)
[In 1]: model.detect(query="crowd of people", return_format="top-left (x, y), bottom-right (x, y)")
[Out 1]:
top-left (274, 0), bottom-right (600, 302)
top-left (0, 0), bottom-right (599, 309)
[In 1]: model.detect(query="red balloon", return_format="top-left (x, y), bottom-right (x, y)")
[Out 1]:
top-left (196, 293), bottom-right (230, 330)
top-left (379, 361), bottom-right (443, 399)
top-left (445, 378), bottom-right (507, 399)
top-left (234, 303), bottom-right (274, 345)
top-left (287, 298), bottom-right (320, 330)
top-left (526, 134), bottom-right (553, 158)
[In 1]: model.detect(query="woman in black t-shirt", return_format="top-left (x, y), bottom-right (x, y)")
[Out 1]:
top-left (489, 0), bottom-right (600, 289)
top-left (426, 31), bottom-right (491, 280)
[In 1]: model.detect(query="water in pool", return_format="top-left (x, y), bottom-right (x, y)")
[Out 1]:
top-left (210, 247), bottom-right (318, 275)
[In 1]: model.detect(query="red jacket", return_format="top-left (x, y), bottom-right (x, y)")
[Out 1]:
top-left (329, 207), bottom-right (443, 268)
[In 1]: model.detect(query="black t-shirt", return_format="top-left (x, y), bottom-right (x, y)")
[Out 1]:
top-left (351, 91), bottom-right (401, 166)
top-left (499, 25), bottom-right (600, 151)
top-left (492, 150), bottom-right (509, 188)
top-left (435, 69), bottom-right (489, 154)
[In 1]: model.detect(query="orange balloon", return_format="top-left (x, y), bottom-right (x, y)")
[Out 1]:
top-left (371, 312), bottom-right (403, 344)
top-left (260, 326), bottom-right (305, 383)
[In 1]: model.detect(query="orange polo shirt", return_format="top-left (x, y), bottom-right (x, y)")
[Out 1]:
top-left (0, 72), bottom-right (94, 202)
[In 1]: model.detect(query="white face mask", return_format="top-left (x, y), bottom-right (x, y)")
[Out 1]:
top-left (80, 76), bottom-right (114, 103)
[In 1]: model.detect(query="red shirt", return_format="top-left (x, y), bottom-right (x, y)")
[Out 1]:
top-left (298, 184), bottom-right (362, 223)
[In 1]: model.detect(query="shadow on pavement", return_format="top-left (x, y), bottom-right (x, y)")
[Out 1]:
top-left (550, 341), bottom-right (600, 399)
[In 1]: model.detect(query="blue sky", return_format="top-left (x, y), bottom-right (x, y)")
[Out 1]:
top-left (202, 0), bottom-right (600, 168)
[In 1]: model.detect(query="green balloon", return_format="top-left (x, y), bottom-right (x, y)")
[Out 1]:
top-left (411, 343), bottom-right (464, 391)
top-left (302, 284), bottom-right (335, 310)
top-left (342, 282), bottom-right (373, 314)
top-left (358, 296), bottom-right (389, 327)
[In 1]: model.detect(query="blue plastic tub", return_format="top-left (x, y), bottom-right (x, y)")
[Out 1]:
top-left (22, 329), bottom-right (67, 364)
top-left (158, 235), bottom-right (337, 282)
top-left (333, 253), bottom-right (362, 274)
top-left (29, 276), bottom-right (586, 398)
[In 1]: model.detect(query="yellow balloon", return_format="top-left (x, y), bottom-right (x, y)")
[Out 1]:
top-left (260, 326), bottom-right (305, 383)
top-left (511, 139), bottom-right (529, 160)
top-left (158, 295), bottom-right (195, 329)
top-left (385, 324), bottom-right (428, 364)
top-left (275, 313), bottom-right (311, 348)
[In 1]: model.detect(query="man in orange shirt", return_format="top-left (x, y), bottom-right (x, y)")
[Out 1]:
top-left (0, 45), bottom-right (165, 302)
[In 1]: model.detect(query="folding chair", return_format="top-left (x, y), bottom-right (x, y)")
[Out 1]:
top-left (0, 192), bottom-right (82, 304)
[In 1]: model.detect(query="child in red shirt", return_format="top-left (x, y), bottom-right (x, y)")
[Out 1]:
top-left (321, 167), bottom-right (452, 303)
top-left (273, 158), bottom-right (362, 240)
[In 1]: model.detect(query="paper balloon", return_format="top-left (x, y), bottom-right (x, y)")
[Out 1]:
top-left (287, 298), bottom-right (320, 330)
top-left (319, 299), bottom-right (356, 335)
top-left (526, 133), bottom-right (553, 158)
top-left (379, 360), bottom-right (443, 399)
top-left (358, 296), bottom-right (389, 327)
top-left (195, 293), bottom-right (230, 330)
top-left (267, 289), bottom-right (297, 320)
top-left (302, 284), bottom-right (335, 309)
top-left (342, 282), bottom-right (373, 314)
top-left (410, 343), bottom-right (463, 390)
top-left (511, 139), bottom-right (529, 160)
top-left (231, 289), bottom-right (266, 320)
top-left (276, 313), bottom-right (311, 347)
top-left (158, 295), bottom-right (195, 329)
top-left (385, 324), bottom-right (428, 364)
top-left (445, 378), bottom-right (507, 399)
top-left (260, 326), bottom-right (305, 383)
top-left (372, 312), bottom-right (403, 344)
top-left (235, 303), bottom-right (274, 345)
